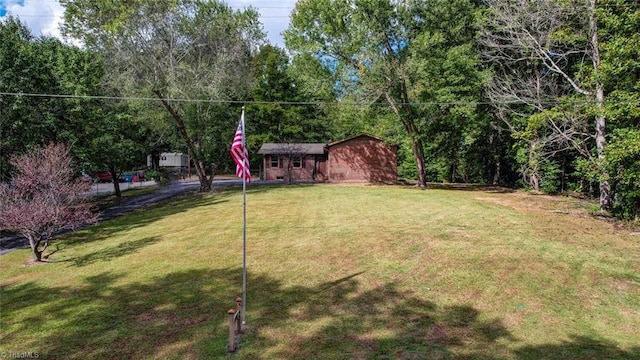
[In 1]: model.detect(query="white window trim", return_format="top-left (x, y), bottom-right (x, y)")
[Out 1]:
top-left (292, 156), bottom-right (303, 168)
top-left (270, 155), bottom-right (280, 168)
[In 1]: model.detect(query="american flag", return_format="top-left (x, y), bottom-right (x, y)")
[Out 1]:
top-left (231, 110), bottom-right (251, 182)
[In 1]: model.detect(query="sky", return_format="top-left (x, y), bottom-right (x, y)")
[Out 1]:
top-left (0, 0), bottom-right (295, 47)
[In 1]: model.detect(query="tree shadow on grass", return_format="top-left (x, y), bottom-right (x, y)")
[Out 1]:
top-left (1, 268), bottom-right (247, 359)
top-left (1, 190), bottom-right (234, 256)
top-left (245, 275), bottom-right (517, 359)
top-left (60, 191), bottom-right (234, 248)
top-left (70, 236), bottom-right (162, 267)
top-left (514, 335), bottom-right (640, 360)
top-left (2, 267), bottom-right (639, 359)
top-left (423, 182), bottom-right (516, 194)
top-left (63, 183), bottom-right (293, 250)
top-left (244, 273), bottom-right (640, 360)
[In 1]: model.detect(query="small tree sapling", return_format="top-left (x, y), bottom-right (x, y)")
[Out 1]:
top-left (0, 143), bottom-right (97, 262)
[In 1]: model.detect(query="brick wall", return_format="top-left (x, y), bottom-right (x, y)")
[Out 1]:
top-left (263, 155), bottom-right (327, 181)
top-left (327, 136), bottom-right (397, 182)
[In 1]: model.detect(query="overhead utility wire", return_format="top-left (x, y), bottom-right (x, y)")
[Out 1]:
top-left (1, 91), bottom-right (638, 107)
top-left (5, 2), bottom-right (639, 19)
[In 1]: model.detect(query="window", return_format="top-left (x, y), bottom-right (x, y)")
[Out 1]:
top-left (293, 156), bottom-right (302, 168)
top-left (270, 156), bottom-right (280, 168)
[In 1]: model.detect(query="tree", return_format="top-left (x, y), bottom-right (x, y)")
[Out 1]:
top-left (407, 0), bottom-right (486, 183)
top-left (480, 0), bottom-right (613, 209)
top-left (0, 17), bottom-right (97, 181)
top-left (0, 17), bottom-right (36, 181)
top-left (0, 144), bottom-right (97, 262)
top-left (84, 97), bottom-right (149, 198)
top-left (285, 0), bottom-right (488, 186)
top-left (603, 129), bottom-right (640, 218)
top-left (285, 0), bottom-right (430, 186)
top-left (585, 0), bottom-right (640, 217)
top-left (61, 0), bottom-right (264, 192)
top-left (0, 17), bottom-right (137, 189)
top-left (247, 44), bottom-right (331, 165)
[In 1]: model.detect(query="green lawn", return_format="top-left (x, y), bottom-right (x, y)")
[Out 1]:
top-left (1, 184), bottom-right (639, 359)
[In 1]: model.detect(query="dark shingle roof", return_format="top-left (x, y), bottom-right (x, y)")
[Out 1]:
top-left (257, 143), bottom-right (326, 155)
top-left (327, 133), bottom-right (385, 147)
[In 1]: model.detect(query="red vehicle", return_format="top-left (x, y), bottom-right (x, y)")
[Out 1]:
top-left (92, 172), bottom-right (113, 183)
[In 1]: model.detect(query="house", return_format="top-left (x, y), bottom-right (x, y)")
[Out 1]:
top-left (257, 143), bottom-right (328, 181)
top-left (257, 134), bottom-right (397, 183)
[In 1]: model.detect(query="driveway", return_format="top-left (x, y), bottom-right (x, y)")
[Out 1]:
top-left (0, 177), bottom-right (258, 255)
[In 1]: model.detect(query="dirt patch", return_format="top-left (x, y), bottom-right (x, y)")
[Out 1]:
top-left (475, 192), bottom-right (592, 214)
top-left (23, 259), bottom-right (55, 266)
top-left (474, 191), bottom-right (637, 235)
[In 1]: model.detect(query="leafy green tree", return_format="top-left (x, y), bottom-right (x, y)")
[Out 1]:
top-left (62, 0), bottom-right (264, 191)
top-left (479, 0), bottom-right (638, 211)
top-left (285, 0), bottom-right (488, 186)
top-left (481, 0), bottom-right (640, 216)
top-left (0, 17), bottom-right (103, 180)
top-left (603, 129), bottom-right (640, 218)
top-left (460, 111), bottom-right (519, 185)
top-left (409, 0), bottom-right (486, 183)
top-left (1, 17), bottom-right (156, 196)
top-left (588, 0), bottom-right (640, 217)
top-left (1, 18), bottom-right (69, 179)
top-left (85, 97), bottom-right (149, 197)
top-left (285, 0), bottom-right (431, 186)
top-left (248, 45), bottom-right (305, 145)
top-left (245, 44), bottom-right (333, 178)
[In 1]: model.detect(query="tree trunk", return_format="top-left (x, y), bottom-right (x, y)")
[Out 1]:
top-left (595, 99), bottom-right (611, 210)
top-left (530, 171), bottom-right (540, 192)
top-left (384, 91), bottom-right (427, 187)
top-left (33, 249), bottom-right (43, 262)
top-left (110, 167), bottom-right (121, 197)
top-left (449, 150), bottom-right (458, 183)
top-left (528, 140), bottom-right (541, 192)
top-left (27, 235), bottom-right (43, 262)
top-left (410, 135), bottom-right (427, 187)
top-left (154, 91), bottom-right (212, 192)
top-left (286, 155), bottom-right (294, 184)
top-left (493, 159), bottom-right (501, 185)
top-left (589, 0), bottom-right (612, 211)
top-left (196, 159), bottom-right (212, 192)
top-left (113, 179), bottom-right (121, 198)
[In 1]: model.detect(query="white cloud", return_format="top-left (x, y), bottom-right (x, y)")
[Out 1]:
top-left (1, 0), bottom-right (294, 47)
top-left (224, 0), bottom-right (296, 48)
top-left (0, 0), bottom-right (64, 38)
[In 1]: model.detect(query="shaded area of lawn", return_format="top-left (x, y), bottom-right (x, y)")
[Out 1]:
top-left (2, 265), bottom-right (638, 359)
top-left (1, 268), bottom-right (239, 359)
top-left (62, 190), bottom-right (235, 250)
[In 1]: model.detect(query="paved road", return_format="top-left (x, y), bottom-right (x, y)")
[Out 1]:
top-left (0, 178), bottom-right (255, 255)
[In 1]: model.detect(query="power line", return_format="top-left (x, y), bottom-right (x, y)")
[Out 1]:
top-left (0, 91), bottom-right (317, 105)
top-left (3, 2), bottom-right (638, 20)
top-left (1, 91), bottom-right (638, 107)
top-left (3, 13), bottom-right (295, 19)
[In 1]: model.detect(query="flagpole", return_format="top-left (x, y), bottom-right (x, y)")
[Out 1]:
top-left (241, 106), bottom-right (247, 325)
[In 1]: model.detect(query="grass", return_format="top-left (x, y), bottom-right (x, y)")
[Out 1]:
top-left (1, 184), bottom-right (639, 359)
top-left (92, 186), bottom-right (161, 210)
